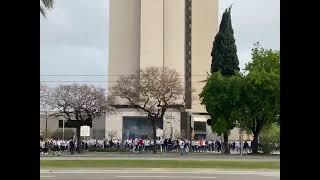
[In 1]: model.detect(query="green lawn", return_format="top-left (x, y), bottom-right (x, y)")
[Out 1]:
top-left (40, 160), bottom-right (280, 169)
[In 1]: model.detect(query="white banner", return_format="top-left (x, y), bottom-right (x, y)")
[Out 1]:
top-left (80, 126), bottom-right (90, 137)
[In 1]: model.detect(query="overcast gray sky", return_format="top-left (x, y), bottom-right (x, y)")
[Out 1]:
top-left (40, 0), bottom-right (279, 87)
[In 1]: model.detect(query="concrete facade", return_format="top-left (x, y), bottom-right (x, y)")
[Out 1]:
top-left (107, 0), bottom-right (141, 90)
top-left (108, 0), bottom-right (218, 109)
top-left (40, 112), bottom-right (106, 139)
top-left (191, 0), bottom-right (219, 113)
top-left (105, 108), bottom-right (181, 140)
top-left (107, 0), bottom-right (248, 140)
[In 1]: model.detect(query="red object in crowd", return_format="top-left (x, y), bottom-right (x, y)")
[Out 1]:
top-left (139, 139), bottom-right (144, 146)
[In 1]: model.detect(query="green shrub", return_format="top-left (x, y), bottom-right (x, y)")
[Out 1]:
top-left (259, 123), bottom-right (280, 154)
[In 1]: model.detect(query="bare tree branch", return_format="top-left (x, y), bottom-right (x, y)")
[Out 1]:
top-left (110, 66), bottom-right (185, 153)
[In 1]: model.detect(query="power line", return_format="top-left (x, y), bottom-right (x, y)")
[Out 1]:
top-left (40, 74), bottom-right (209, 77)
top-left (40, 81), bottom-right (106, 82)
top-left (40, 80), bottom-right (208, 83)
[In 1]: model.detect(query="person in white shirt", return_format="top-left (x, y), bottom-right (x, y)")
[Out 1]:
top-left (160, 137), bottom-right (164, 152)
top-left (40, 140), bottom-right (45, 155)
top-left (201, 138), bottom-right (206, 152)
top-left (144, 139), bottom-right (150, 151)
top-left (179, 139), bottom-right (185, 156)
top-left (52, 140), bottom-right (57, 156)
top-left (208, 140), bottom-right (212, 152)
top-left (133, 138), bottom-right (138, 152)
top-left (196, 140), bottom-right (200, 152)
top-left (184, 140), bottom-right (189, 153)
top-left (56, 139), bottom-right (61, 156)
top-left (127, 139), bottom-right (132, 150)
top-left (156, 138), bottom-right (160, 151)
top-left (235, 140), bottom-right (240, 152)
top-left (191, 140), bottom-right (196, 152)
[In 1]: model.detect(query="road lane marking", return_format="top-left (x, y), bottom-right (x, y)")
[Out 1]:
top-left (40, 176), bottom-right (55, 178)
top-left (40, 170), bottom-right (274, 174)
top-left (40, 170), bottom-right (279, 177)
top-left (116, 176), bottom-right (216, 179)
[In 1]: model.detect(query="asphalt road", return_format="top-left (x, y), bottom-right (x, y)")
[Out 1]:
top-left (40, 169), bottom-right (280, 180)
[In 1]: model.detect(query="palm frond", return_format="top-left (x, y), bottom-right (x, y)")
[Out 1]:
top-left (40, 5), bottom-right (46, 17)
top-left (41, 0), bottom-right (54, 9)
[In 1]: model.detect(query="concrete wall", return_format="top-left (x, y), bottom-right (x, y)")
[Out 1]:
top-left (163, 0), bottom-right (185, 81)
top-left (105, 108), bottom-right (181, 140)
top-left (163, 108), bottom-right (181, 139)
top-left (108, 0), bottom-right (219, 112)
top-left (40, 113), bottom-right (106, 139)
top-left (191, 114), bottom-right (253, 141)
top-left (191, 0), bottom-right (219, 113)
top-left (40, 114), bottom-right (60, 132)
top-left (108, 0), bottom-right (141, 86)
top-left (140, 0), bottom-right (164, 69)
top-left (105, 108), bottom-right (145, 140)
top-left (107, 0), bottom-right (221, 140)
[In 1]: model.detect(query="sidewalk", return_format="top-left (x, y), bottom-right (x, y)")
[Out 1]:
top-left (40, 151), bottom-right (280, 161)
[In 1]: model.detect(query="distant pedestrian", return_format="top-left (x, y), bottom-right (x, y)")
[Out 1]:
top-left (179, 139), bottom-right (185, 156)
top-left (216, 140), bottom-right (222, 153)
top-left (69, 139), bottom-right (75, 155)
top-left (56, 139), bottom-right (61, 156)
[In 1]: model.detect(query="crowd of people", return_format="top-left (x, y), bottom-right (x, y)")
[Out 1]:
top-left (40, 137), bottom-right (253, 156)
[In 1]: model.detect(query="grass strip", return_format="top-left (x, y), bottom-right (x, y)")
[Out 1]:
top-left (41, 160), bottom-right (279, 169)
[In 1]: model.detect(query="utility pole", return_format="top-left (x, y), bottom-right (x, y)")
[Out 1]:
top-left (45, 116), bottom-right (48, 139)
top-left (186, 110), bottom-right (192, 143)
top-left (62, 119), bottom-right (65, 141)
top-left (240, 129), bottom-right (243, 157)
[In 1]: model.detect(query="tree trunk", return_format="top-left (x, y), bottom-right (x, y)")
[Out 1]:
top-left (76, 126), bottom-right (81, 153)
top-left (152, 117), bottom-right (157, 154)
top-left (223, 133), bottom-right (230, 154)
top-left (251, 131), bottom-right (259, 154)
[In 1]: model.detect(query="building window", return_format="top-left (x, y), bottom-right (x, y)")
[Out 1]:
top-left (122, 116), bottom-right (163, 140)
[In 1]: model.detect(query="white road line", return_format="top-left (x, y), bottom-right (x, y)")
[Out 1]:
top-left (40, 170), bottom-right (276, 174)
top-left (40, 176), bottom-right (55, 178)
top-left (116, 176), bottom-right (216, 179)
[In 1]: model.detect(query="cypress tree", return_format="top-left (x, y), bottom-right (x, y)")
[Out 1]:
top-left (211, 6), bottom-right (239, 76)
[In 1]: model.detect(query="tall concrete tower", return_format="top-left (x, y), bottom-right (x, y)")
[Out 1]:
top-left (107, 0), bottom-right (220, 140)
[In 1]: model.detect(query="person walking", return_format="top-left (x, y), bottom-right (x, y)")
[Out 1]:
top-left (160, 137), bottom-right (164, 152)
top-left (179, 139), bottom-right (185, 156)
top-left (69, 139), bottom-right (75, 155)
top-left (56, 139), bottom-right (61, 156)
top-left (164, 139), bottom-right (168, 152)
top-left (191, 140), bottom-right (196, 152)
top-left (208, 140), bottom-right (212, 152)
top-left (216, 140), bottom-right (222, 153)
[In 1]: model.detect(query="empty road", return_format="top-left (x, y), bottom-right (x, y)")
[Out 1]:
top-left (40, 169), bottom-right (280, 180)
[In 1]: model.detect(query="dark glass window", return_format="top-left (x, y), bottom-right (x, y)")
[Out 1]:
top-left (122, 116), bottom-right (162, 140)
top-left (194, 121), bottom-right (206, 131)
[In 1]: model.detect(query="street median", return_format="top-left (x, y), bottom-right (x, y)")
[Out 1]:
top-left (40, 160), bottom-right (280, 170)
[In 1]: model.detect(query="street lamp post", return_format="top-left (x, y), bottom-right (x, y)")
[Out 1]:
top-left (186, 109), bottom-right (192, 143)
top-left (45, 116), bottom-right (48, 139)
top-left (240, 129), bottom-right (243, 157)
top-left (62, 119), bottom-right (65, 141)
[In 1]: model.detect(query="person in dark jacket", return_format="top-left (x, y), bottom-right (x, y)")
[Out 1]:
top-left (69, 139), bottom-right (75, 155)
top-left (216, 140), bottom-right (222, 153)
top-left (164, 139), bottom-right (168, 152)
